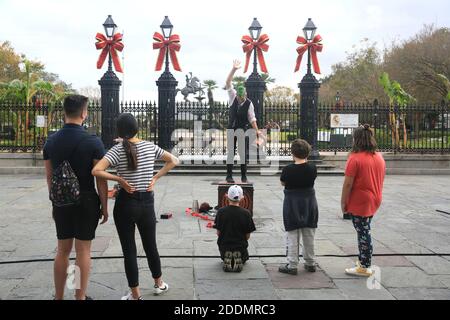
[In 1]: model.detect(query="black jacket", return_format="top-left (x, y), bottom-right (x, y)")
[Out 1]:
top-left (228, 98), bottom-right (251, 130)
top-left (283, 188), bottom-right (319, 231)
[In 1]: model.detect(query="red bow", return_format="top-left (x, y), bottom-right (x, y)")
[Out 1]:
top-left (153, 32), bottom-right (182, 72)
top-left (295, 34), bottom-right (323, 74)
top-left (242, 34), bottom-right (269, 73)
top-left (95, 33), bottom-right (124, 73)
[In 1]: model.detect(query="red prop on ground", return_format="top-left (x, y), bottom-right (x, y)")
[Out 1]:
top-left (185, 208), bottom-right (215, 226)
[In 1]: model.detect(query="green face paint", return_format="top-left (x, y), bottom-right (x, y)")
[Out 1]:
top-left (237, 85), bottom-right (246, 98)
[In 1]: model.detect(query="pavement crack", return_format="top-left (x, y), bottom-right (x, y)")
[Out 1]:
top-left (90, 280), bottom-right (117, 291)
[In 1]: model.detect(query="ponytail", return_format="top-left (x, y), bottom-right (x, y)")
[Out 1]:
top-left (116, 113), bottom-right (139, 170)
top-left (122, 138), bottom-right (138, 170)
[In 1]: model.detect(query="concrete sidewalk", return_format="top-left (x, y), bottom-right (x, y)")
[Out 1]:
top-left (0, 175), bottom-right (450, 300)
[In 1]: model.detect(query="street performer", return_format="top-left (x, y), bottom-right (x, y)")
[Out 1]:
top-left (225, 60), bottom-right (262, 183)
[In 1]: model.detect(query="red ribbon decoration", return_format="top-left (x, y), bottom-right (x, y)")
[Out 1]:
top-left (241, 34), bottom-right (269, 73)
top-left (153, 32), bottom-right (182, 72)
top-left (295, 34), bottom-right (323, 74)
top-left (95, 32), bottom-right (124, 73)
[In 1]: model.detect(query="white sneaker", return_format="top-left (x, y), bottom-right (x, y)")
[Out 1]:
top-left (121, 292), bottom-right (144, 300)
top-left (345, 266), bottom-right (373, 277)
top-left (154, 281), bottom-right (169, 295)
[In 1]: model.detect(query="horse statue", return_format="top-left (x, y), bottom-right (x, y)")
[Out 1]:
top-left (176, 72), bottom-right (205, 102)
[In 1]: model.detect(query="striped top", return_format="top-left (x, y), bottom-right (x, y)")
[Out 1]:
top-left (104, 141), bottom-right (165, 192)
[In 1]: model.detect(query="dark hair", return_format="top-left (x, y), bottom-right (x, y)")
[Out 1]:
top-left (117, 113), bottom-right (139, 170)
top-left (63, 95), bottom-right (88, 118)
top-left (352, 124), bottom-right (377, 154)
top-left (291, 139), bottom-right (311, 159)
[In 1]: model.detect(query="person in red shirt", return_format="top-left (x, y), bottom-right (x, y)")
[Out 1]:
top-left (341, 124), bottom-right (386, 277)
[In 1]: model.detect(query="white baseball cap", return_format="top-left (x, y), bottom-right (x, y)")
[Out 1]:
top-left (227, 185), bottom-right (244, 202)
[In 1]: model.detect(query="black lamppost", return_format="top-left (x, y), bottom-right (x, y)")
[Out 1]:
top-left (299, 18), bottom-right (321, 159)
top-left (156, 16), bottom-right (178, 150)
top-left (335, 91), bottom-right (341, 104)
top-left (245, 18), bottom-right (266, 127)
top-left (98, 15), bottom-right (122, 149)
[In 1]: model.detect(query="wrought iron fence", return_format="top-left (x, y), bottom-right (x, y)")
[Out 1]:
top-left (317, 101), bottom-right (450, 154)
top-left (0, 99), bottom-right (449, 154)
top-left (0, 101), bottom-right (102, 152)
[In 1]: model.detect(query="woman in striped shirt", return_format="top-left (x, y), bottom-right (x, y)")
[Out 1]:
top-left (92, 113), bottom-right (179, 300)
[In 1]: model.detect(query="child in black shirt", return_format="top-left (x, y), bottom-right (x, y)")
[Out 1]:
top-left (214, 185), bottom-right (256, 272)
top-left (279, 139), bottom-right (319, 275)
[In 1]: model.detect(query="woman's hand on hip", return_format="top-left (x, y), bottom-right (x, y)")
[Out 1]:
top-left (147, 177), bottom-right (159, 192)
top-left (119, 178), bottom-right (136, 194)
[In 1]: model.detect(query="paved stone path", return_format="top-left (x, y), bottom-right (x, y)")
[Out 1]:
top-left (1, 174), bottom-right (450, 300)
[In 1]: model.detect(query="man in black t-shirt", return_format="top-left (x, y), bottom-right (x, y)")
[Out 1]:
top-left (214, 185), bottom-right (256, 272)
top-left (43, 95), bottom-right (108, 300)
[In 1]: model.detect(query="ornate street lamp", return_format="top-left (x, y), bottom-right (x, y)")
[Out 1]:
top-left (96, 14), bottom-right (122, 149)
top-left (298, 18), bottom-right (322, 159)
top-left (303, 18), bottom-right (317, 41)
top-left (249, 18), bottom-right (263, 74)
top-left (243, 17), bottom-right (268, 128)
top-left (103, 15), bottom-right (117, 72)
top-left (154, 16), bottom-right (179, 149)
top-left (160, 16), bottom-right (174, 72)
top-left (303, 18), bottom-right (317, 76)
top-left (103, 15), bottom-right (117, 38)
top-left (160, 15), bottom-right (173, 38)
top-left (335, 91), bottom-right (341, 104)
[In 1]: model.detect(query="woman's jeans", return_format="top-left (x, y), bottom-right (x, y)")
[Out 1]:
top-left (351, 215), bottom-right (373, 268)
top-left (114, 190), bottom-right (161, 288)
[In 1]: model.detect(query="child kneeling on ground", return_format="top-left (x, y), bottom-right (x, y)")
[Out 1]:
top-left (279, 139), bottom-right (319, 275)
top-left (214, 185), bottom-right (256, 272)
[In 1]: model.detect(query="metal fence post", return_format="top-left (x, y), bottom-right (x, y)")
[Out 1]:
top-left (299, 73), bottom-right (321, 159)
top-left (156, 71), bottom-right (178, 150)
top-left (99, 69), bottom-right (121, 150)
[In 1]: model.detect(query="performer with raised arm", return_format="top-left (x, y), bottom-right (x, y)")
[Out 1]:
top-left (225, 60), bottom-right (262, 183)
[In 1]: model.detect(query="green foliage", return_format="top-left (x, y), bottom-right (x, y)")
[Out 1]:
top-left (203, 80), bottom-right (218, 90)
top-left (379, 72), bottom-right (415, 108)
top-left (321, 26), bottom-right (450, 104)
top-left (261, 73), bottom-right (276, 85)
top-left (437, 74), bottom-right (450, 102)
top-left (0, 43), bottom-right (72, 105)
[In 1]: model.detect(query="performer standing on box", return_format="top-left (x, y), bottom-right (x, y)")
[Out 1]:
top-left (225, 60), bottom-right (262, 183)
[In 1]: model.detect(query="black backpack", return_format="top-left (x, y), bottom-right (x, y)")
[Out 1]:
top-left (49, 135), bottom-right (88, 207)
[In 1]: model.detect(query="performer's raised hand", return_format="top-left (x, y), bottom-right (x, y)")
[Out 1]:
top-left (232, 59), bottom-right (241, 70)
top-left (227, 60), bottom-right (242, 89)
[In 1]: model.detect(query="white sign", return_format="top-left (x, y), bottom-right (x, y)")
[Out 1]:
top-left (330, 114), bottom-right (359, 128)
top-left (36, 115), bottom-right (47, 128)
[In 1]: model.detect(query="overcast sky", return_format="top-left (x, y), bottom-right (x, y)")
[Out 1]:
top-left (0, 0), bottom-right (449, 101)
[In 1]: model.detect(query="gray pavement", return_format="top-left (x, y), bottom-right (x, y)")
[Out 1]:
top-left (0, 174), bottom-right (450, 300)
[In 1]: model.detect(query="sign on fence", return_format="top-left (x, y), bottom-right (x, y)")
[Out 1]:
top-left (36, 115), bottom-right (47, 128)
top-left (330, 114), bottom-right (359, 128)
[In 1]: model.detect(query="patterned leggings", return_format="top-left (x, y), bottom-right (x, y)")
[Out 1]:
top-left (351, 215), bottom-right (373, 268)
